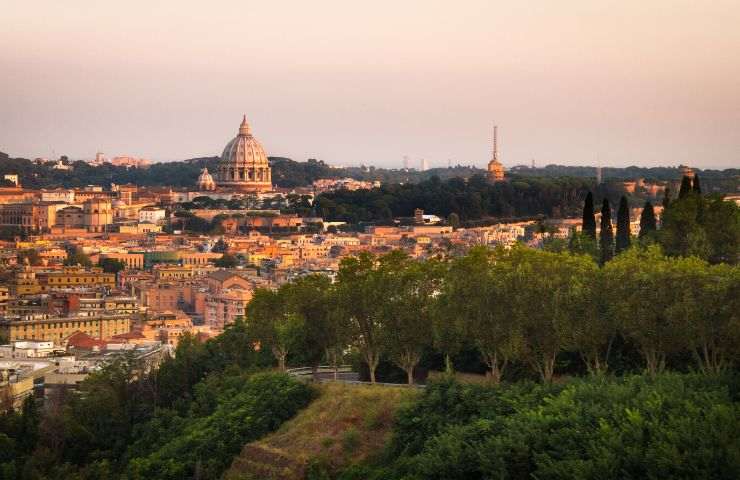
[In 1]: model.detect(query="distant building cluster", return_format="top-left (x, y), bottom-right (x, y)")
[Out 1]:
top-left (312, 178), bottom-right (380, 193)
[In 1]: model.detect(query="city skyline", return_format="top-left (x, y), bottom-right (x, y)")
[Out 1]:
top-left (2, 0), bottom-right (739, 169)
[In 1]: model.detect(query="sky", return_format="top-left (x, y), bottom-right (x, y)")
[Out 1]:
top-left (1, 0), bottom-right (739, 169)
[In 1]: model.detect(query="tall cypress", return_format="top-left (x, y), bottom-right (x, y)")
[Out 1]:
top-left (662, 187), bottom-right (671, 209)
top-left (599, 198), bottom-right (614, 264)
top-left (692, 174), bottom-right (702, 195)
top-left (639, 201), bottom-right (657, 238)
top-left (615, 196), bottom-right (631, 254)
top-left (678, 175), bottom-right (692, 199)
top-left (582, 192), bottom-right (596, 239)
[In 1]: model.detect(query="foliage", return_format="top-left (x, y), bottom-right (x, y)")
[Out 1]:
top-left (639, 200), bottom-right (657, 240)
top-left (581, 191), bottom-right (596, 239)
top-left (64, 248), bottom-right (92, 267)
top-left (214, 253), bottom-right (238, 268)
top-left (99, 258), bottom-right (126, 274)
top-left (615, 195), bottom-right (631, 254)
top-left (351, 374), bottom-right (740, 480)
top-left (599, 198), bottom-right (614, 264)
top-left (127, 373), bottom-right (314, 480)
top-left (315, 174), bottom-right (594, 224)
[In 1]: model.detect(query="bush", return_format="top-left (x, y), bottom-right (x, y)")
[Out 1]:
top-left (361, 374), bottom-right (740, 480)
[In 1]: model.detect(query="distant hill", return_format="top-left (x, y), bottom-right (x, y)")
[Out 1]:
top-left (1, 150), bottom-right (737, 191)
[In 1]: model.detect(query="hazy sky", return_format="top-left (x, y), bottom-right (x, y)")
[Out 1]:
top-left (1, 0), bottom-right (739, 169)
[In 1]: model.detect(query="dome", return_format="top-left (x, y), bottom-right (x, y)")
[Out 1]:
top-left (216, 115), bottom-right (272, 192)
top-left (197, 167), bottom-right (216, 191)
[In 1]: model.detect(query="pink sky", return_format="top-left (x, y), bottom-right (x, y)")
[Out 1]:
top-left (1, 0), bottom-right (738, 168)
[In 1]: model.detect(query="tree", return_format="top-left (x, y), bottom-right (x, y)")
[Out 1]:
top-left (603, 246), bottom-right (686, 377)
top-left (582, 192), bottom-right (596, 239)
top-left (17, 249), bottom-right (41, 266)
top-left (692, 174), bottom-right (702, 194)
top-left (660, 194), bottom-right (708, 259)
top-left (99, 258), bottom-right (126, 274)
top-left (700, 195), bottom-right (740, 264)
top-left (214, 253), bottom-right (238, 268)
top-left (211, 238), bottom-right (228, 253)
top-left (378, 252), bottom-right (438, 384)
top-left (615, 196), bottom-right (631, 254)
top-left (599, 199), bottom-right (614, 264)
top-left (668, 261), bottom-right (739, 374)
top-left (639, 201), bottom-right (657, 239)
top-left (678, 175), bottom-right (693, 199)
top-left (334, 252), bottom-right (386, 383)
top-left (447, 212), bottom-right (460, 229)
top-left (504, 247), bottom-right (596, 382)
top-left (246, 288), bottom-right (301, 371)
top-left (662, 187), bottom-right (671, 209)
top-left (64, 248), bottom-right (92, 267)
top-left (281, 274), bottom-right (334, 374)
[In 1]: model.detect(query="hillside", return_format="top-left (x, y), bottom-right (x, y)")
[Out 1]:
top-left (225, 382), bottom-right (418, 480)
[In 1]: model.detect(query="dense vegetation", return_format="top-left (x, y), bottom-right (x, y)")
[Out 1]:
top-left (0, 322), bottom-right (314, 480)
top-left (2, 150), bottom-right (737, 191)
top-left (337, 374), bottom-right (740, 480)
top-left (314, 174), bottom-right (595, 223)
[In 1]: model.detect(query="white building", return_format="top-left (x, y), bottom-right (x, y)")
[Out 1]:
top-left (138, 206), bottom-right (166, 224)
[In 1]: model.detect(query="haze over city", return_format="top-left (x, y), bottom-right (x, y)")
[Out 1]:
top-left (2, 0), bottom-right (739, 168)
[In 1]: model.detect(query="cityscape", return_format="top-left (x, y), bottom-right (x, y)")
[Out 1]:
top-left (1, 1), bottom-right (739, 480)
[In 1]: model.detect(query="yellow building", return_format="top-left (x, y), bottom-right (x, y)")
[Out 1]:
top-left (99, 252), bottom-right (144, 269)
top-left (9, 261), bottom-right (41, 296)
top-left (0, 314), bottom-right (132, 344)
top-left (36, 266), bottom-right (116, 291)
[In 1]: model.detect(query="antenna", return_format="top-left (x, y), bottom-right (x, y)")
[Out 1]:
top-left (492, 125), bottom-right (498, 161)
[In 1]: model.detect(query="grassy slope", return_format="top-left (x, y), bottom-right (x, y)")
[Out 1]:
top-left (225, 382), bottom-right (418, 480)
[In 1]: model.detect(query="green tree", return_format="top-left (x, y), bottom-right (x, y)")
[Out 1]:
top-left (692, 174), bottom-right (702, 194)
top-left (447, 212), bottom-right (460, 229)
top-left (615, 196), bottom-right (631, 254)
top-left (64, 248), bottom-right (93, 267)
top-left (603, 246), bottom-right (686, 377)
top-left (17, 249), bottom-right (41, 266)
top-left (582, 192), bottom-right (596, 239)
top-left (334, 252), bottom-right (386, 383)
top-left (379, 252), bottom-right (439, 384)
top-left (246, 288), bottom-right (301, 371)
top-left (660, 194), bottom-right (708, 259)
top-left (505, 247), bottom-right (596, 382)
top-left (99, 258), bottom-right (126, 274)
top-left (281, 274), bottom-right (334, 372)
top-left (214, 253), bottom-right (238, 268)
top-left (669, 261), bottom-right (739, 373)
top-left (599, 198), bottom-right (614, 264)
top-left (678, 175), bottom-right (693, 199)
top-left (639, 201), bottom-right (657, 239)
top-left (700, 195), bottom-right (740, 264)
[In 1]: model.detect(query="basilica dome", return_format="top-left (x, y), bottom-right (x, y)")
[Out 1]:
top-left (216, 115), bottom-right (272, 192)
top-left (196, 167), bottom-right (216, 191)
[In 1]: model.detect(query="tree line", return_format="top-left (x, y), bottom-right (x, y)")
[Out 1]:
top-left (246, 244), bottom-right (739, 385)
top-left (575, 174), bottom-right (739, 265)
top-left (315, 174), bottom-right (595, 224)
top-left (0, 321), bottom-right (313, 480)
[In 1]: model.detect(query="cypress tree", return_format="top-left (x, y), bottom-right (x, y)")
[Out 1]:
top-left (662, 187), bottom-right (671, 209)
top-left (615, 196), bottom-right (631, 254)
top-left (599, 198), bottom-right (614, 264)
top-left (692, 174), bottom-right (702, 195)
top-left (582, 192), bottom-right (596, 239)
top-left (639, 201), bottom-right (657, 238)
top-left (678, 175), bottom-right (692, 199)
